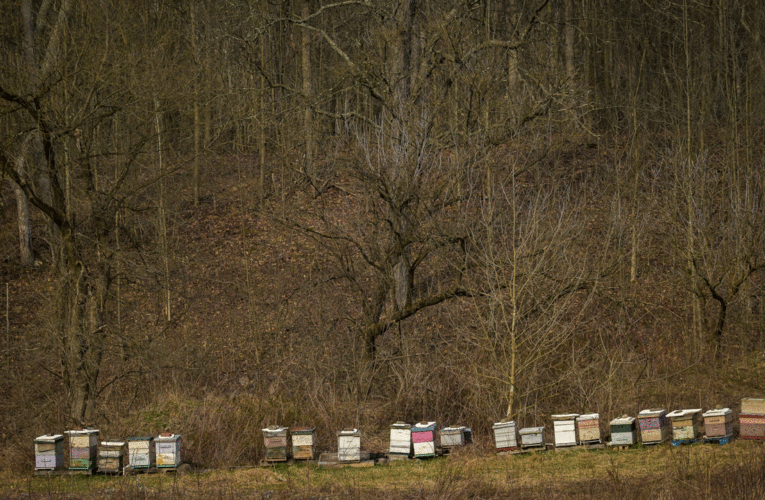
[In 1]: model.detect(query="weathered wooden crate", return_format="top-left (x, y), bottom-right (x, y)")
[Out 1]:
top-left (492, 420), bottom-right (517, 451)
top-left (576, 414), bottom-right (601, 443)
top-left (412, 422), bottom-right (437, 458)
top-left (609, 417), bottom-right (637, 446)
top-left (389, 422), bottom-right (412, 457)
top-left (291, 427), bottom-right (316, 460)
top-left (65, 429), bottom-right (99, 470)
top-left (155, 434), bottom-right (182, 468)
top-left (34, 435), bottom-right (64, 471)
top-left (98, 441), bottom-right (125, 473)
top-left (337, 428), bottom-right (361, 462)
top-left (702, 409), bottom-right (733, 438)
top-left (519, 426), bottom-right (545, 448)
top-left (741, 398), bottom-right (765, 415)
top-left (128, 437), bottom-right (155, 468)
top-left (262, 426), bottom-right (290, 461)
top-left (739, 413), bottom-right (765, 439)
top-left (638, 409), bottom-right (670, 444)
top-left (552, 414), bottom-right (579, 447)
top-left (440, 426), bottom-right (472, 448)
top-left (667, 409), bottom-right (703, 441)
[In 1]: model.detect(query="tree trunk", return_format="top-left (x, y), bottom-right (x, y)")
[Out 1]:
top-left (12, 180), bottom-right (34, 266)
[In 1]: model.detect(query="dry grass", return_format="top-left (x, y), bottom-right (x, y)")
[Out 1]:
top-left (3, 441), bottom-right (765, 499)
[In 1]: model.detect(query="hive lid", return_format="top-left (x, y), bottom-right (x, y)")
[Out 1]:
top-left (65, 428), bottom-right (99, 435)
top-left (261, 426), bottom-right (288, 432)
top-left (35, 434), bottom-right (64, 442)
top-left (155, 433), bottom-right (181, 441)
top-left (442, 425), bottom-right (466, 432)
top-left (128, 436), bottom-right (154, 441)
top-left (519, 426), bottom-right (544, 434)
top-left (666, 409), bottom-right (702, 418)
top-left (551, 414), bottom-right (579, 420)
top-left (638, 409), bottom-right (667, 417)
top-left (610, 416), bottom-right (636, 425)
top-left (702, 408), bottom-right (732, 418)
top-left (414, 421), bottom-right (436, 430)
top-left (576, 413), bottom-right (600, 421)
top-left (390, 421), bottom-right (412, 429)
top-left (492, 420), bottom-right (516, 429)
top-left (291, 426), bottom-right (316, 433)
top-left (337, 428), bottom-right (360, 436)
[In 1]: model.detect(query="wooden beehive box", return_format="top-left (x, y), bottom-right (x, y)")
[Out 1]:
top-left (337, 428), bottom-right (361, 462)
top-left (702, 408), bottom-right (733, 438)
top-left (127, 436), bottom-right (155, 468)
top-left (65, 429), bottom-right (99, 470)
top-left (739, 413), bottom-right (765, 440)
top-left (98, 441), bottom-right (125, 473)
top-left (576, 414), bottom-right (601, 444)
top-left (609, 416), bottom-right (637, 446)
top-left (262, 426), bottom-right (290, 462)
top-left (34, 435), bottom-right (64, 470)
top-left (155, 433), bottom-right (182, 468)
top-left (741, 398), bottom-right (765, 415)
top-left (552, 414), bottom-right (579, 447)
top-left (291, 427), bottom-right (316, 460)
top-left (440, 425), bottom-right (472, 449)
top-left (389, 422), bottom-right (413, 457)
top-left (637, 409), bottom-right (670, 444)
top-left (667, 409), bottom-right (703, 441)
top-left (519, 426), bottom-right (545, 448)
top-left (412, 421), bottom-right (437, 458)
top-left (492, 420), bottom-right (517, 452)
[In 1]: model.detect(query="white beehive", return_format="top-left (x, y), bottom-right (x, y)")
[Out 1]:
top-left (127, 436), bottom-right (155, 468)
top-left (337, 428), bottom-right (361, 462)
top-left (98, 441), bottom-right (125, 473)
top-left (609, 416), bottom-right (637, 446)
top-left (519, 426), bottom-right (545, 448)
top-left (702, 408), bottom-right (733, 438)
top-left (34, 435), bottom-right (64, 470)
top-left (440, 425), bottom-right (471, 448)
top-left (492, 420), bottom-right (517, 451)
top-left (291, 427), bottom-right (316, 460)
top-left (552, 414), bottom-right (579, 447)
top-left (155, 433), bottom-right (182, 468)
top-left (389, 422), bottom-right (412, 457)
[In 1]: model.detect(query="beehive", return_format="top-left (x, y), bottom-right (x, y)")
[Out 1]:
top-left (741, 398), bottom-right (765, 415)
top-left (609, 416), bottom-right (637, 446)
top-left (155, 433), bottom-right (182, 468)
top-left (702, 409), bottom-right (733, 438)
top-left (65, 429), bottom-right (99, 470)
top-left (440, 426), bottom-right (472, 448)
top-left (552, 414), bottom-right (579, 447)
top-left (34, 435), bottom-right (64, 470)
top-left (262, 426), bottom-right (290, 462)
top-left (667, 409), bottom-right (703, 441)
top-left (519, 426), bottom-right (545, 448)
top-left (337, 428), bottom-right (361, 462)
top-left (739, 413), bottom-right (765, 440)
top-left (576, 414), bottom-right (601, 443)
top-left (98, 441), bottom-right (125, 473)
top-left (637, 409), bottom-right (670, 444)
top-left (291, 427), bottom-right (316, 460)
top-left (492, 420), bottom-right (517, 452)
top-left (389, 422), bottom-right (413, 457)
top-left (127, 437), bottom-right (155, 468)
top-left (412, 421), bottom-right (437, 458)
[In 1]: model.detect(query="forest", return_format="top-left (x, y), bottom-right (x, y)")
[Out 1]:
top-left (2, 0), bottom-right (765, 472)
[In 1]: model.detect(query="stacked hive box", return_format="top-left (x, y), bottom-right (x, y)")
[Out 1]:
top-left (262, 426), bottom-right (290, 462)
top-left (389, 422), bottom-right (413, 458)
top-left (638, 409), bottom-right (670, 444)
top-left (492, 420), bottom-right (517, 452)
top-left (98, 441), bottom-right (125, 473)
top-left (66, 429), bottom-right (99, 471)
top-left (127, 437), bottom-right (154, 469)
top-left (552, 414), bottom-right (579, 448)
top-left (155, 434), bottom-right (182, 468)
top-left (740, 398), bottom-right (765, 440)
top-left (412, 422), bottom-right (437, 458)
top-left (337, 428), bottom-right (361, 462)
top-left (291, 427), bottom-right (316, 460)
top-left (34, 434), bottom-right (64, 471)
top-left (702, 408), bottom-right (733, 438)
top-left (576, 414), bottom-right (601, 444)
top-left (667, 409), bottom-right (703, 441)
top-left (440, 426), bottom-right (472, 450)
top-left (519, 426), bottom-right (545, 449)
top-left (609, 416), bottom-right (638, 446)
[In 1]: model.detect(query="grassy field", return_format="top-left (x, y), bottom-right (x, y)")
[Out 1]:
top-left (4, 441), bottom-right (765, 499)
